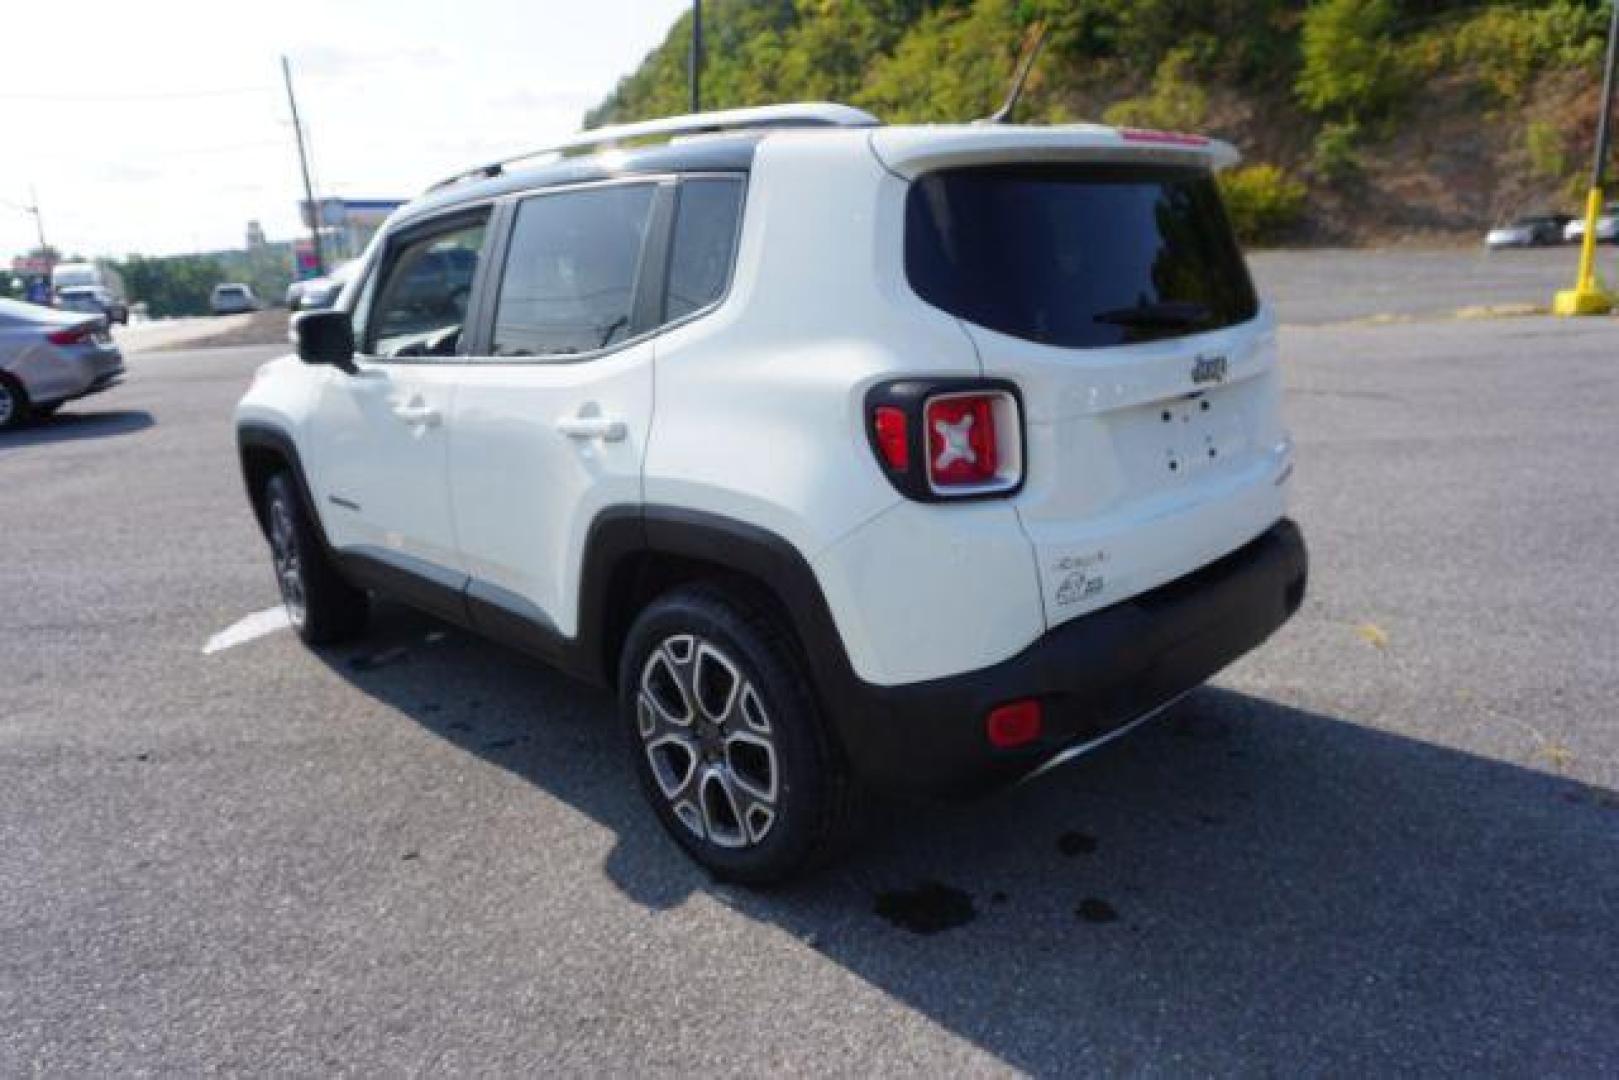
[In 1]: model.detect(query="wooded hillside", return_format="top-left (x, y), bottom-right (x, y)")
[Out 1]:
top-left (588, 1), bottom-right (1615, 244)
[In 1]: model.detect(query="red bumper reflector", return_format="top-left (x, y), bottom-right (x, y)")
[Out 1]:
top-left (986, 699), bottom-right (1043, 749)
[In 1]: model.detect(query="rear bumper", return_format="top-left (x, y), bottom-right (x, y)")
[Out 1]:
top-left (828, 519), bottom-right (1307, 796)
top-left (42, 363), bottom-right (125, 406)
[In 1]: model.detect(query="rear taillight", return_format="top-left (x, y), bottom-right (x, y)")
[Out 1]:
top-left (865, 380), bottom-right (1023, 501)
top-left (46, 324), bottom-right (94, 346)
top-left (872, 406), bottom-right (909, 471)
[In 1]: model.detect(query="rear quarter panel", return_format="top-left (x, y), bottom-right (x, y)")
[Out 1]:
top-left (643, 134), bottom-right (1048, 685)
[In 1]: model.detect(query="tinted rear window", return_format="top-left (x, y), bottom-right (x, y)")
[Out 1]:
top-left (905, 163), bottom-right (1259, 348)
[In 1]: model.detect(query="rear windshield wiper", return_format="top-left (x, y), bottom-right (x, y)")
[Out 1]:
top-left (1092, 301), bottom-right (1213, 329)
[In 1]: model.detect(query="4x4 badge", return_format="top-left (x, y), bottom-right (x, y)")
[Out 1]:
top-left (1192, 354), bottom-right (1228, 384)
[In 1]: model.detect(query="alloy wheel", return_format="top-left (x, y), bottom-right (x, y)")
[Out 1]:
top-left (268, 497), bottom-right (307, 627)
top-left (0, 383), bottom-right (14, 427)
top-left (637, 634), bottom-right (780, 848)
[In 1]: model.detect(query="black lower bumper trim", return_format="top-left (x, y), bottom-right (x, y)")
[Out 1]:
top-left (829, 520), bottom-right (1308, 796)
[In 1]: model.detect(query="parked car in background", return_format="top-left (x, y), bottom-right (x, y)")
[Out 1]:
top-left (210, 283), bottom-right (262, 315)
top-left (292, 260), bottom-right (359, 311)
top-left (1564, 205), bottom-right (1619, 244)
top-left (55, 284), bottom-right (130, 325)
top-left (51, 262), bottom-right (130, 323)
top-left (0, 299), bottom-right (125, 429)
top-left (1485, 214), bottom-right (1570, 249)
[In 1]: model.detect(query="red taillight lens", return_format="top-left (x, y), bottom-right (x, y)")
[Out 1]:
top-left (986, 699), bottom-right (1043, 749)
top-left (47, 324), bottom-right (95, 346)
top-left (872, 405), bottom-right (909, 471)
top-left (925, 392), bottom-right (1019, 492)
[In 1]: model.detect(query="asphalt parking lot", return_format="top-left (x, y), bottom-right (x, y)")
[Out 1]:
top-left (3, 262), bottom-right (1617, 1072)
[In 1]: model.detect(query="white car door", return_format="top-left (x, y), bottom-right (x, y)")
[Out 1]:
top-left (447, 179), bottom-right (676, 644)
top-left (304, 213), bottom-right (490, 619)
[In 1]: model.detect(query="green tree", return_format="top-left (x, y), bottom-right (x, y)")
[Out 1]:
top-left (1103, 48), bottom-right (1209, 131)
top-left (1296, 0), bottom-right (1408, 119)
top-left (116, 254), bottom-right (228, 318)
top-left (1219, 163), bottom-right (1308, 244)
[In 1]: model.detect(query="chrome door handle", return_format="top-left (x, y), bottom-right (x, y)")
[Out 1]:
top-left (556, 413), bottom-right (627, 441)
top-left (391, 402), bottom-right (441, 428)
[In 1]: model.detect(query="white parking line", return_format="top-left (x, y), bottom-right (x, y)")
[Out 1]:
top-left (203, 606), bottom-right (291, 655)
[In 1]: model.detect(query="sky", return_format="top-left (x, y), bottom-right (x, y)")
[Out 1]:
top-left (1, 0), bottom-right (691, 260)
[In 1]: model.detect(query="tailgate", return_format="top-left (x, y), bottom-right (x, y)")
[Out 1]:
top-left (898, 151), bottom-right (1293, 628)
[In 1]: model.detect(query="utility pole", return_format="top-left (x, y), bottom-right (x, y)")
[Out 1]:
top-left (27, 187), bottom-right (48, 260)
top-left (1554, 0), bottom-right (1618, 316)
top-left (689, 0), bottom-right (703, 113)
top-left (281, 56), bottom-right (325, 279)
top-left (25, 187), bottom-right (52, 302)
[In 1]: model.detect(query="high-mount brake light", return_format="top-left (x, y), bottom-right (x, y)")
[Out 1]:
top-left (1119, 127), bottom-right (1210, 148)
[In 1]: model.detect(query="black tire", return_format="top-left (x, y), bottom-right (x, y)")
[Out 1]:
top-left (263, 471), bottom-right (369, 645)
top-left (34, 402), bottom-right (62, 419)
top-left (618, 583), bottom-right (862, 885)
top-left (0, 373), bottom-right (31, 431)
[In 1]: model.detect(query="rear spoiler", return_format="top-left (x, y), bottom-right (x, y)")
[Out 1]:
top-left (868, 124), bottom-right (1240, 179)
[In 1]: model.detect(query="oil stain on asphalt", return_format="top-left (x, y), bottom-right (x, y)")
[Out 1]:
top-left (874, 881), bottom-right (977, 934)
top-left (1077, 898), bottom-right (1119, 923)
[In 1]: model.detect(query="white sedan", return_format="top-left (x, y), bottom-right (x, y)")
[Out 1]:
top-left (1564, 205), bottom-right (1619, 244)
top-left (0, 299), bottom-right (126, 429)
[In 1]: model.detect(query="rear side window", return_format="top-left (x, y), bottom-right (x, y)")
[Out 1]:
top-left (665, 177), bottom-right (744, 321)
top-left (492, 183), bottom-right (656, 358)
top-left (906, 163), bottom-right (1259, 348)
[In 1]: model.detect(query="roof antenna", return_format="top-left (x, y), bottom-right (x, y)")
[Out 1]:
top-left (976, 21), bottom-right (1048, 125)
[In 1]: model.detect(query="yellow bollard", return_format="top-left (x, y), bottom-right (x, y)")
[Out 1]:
top-left (1555, 188), bottom-right (1614, 316)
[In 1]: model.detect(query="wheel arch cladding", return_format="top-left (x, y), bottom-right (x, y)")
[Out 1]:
top-left (583, 508), bottom-right (865, 741)
top-left (236, 423), bottom-right (326, 549)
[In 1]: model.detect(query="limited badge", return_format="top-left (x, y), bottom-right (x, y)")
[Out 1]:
top-left (1054, 550), bottom-right (1108, 607)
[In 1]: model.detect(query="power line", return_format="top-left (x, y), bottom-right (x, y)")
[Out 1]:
top-left (0, 86), bottom-right (271, 103)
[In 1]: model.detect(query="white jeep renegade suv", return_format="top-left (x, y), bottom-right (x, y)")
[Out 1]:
top-left (236, 104), bottom-right (1307, 883)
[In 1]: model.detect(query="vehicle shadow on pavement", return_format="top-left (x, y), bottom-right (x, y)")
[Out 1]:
top-left (0, 409), bottom-right (153, 450)
top-left (327, 602), bottom-right (1619, 1074)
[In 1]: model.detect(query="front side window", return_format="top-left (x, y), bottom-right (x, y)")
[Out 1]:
top-left (365, 219), bottom-right (486, 359)
top-left (491, 184), bottom-right (655, 358)
top-left (665, 177), bottom-right (744, 322)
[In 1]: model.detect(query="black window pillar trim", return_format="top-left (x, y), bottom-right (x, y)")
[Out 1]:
top-left (461, 199), bottom-right (514, 358)
top-left (629, 181), bottom-right (678, 337)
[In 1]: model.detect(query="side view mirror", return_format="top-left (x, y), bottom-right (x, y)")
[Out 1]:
top-left (293, 309), bottom-right (357, 372)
